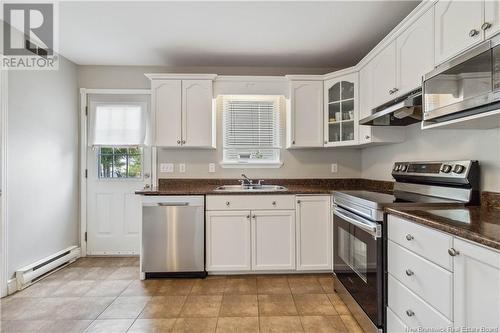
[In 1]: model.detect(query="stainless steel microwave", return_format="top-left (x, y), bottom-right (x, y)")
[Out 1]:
top-left (423, 34), bottom-right (500, 124)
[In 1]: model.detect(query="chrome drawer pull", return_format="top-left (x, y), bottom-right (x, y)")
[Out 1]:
top-left (226, 201), bottom-right (230, 206)
top-left (405, 234), bottom-right (414, 241)
top-left (272, 201), bottom-right (277, 206)
top-left (405, 269), bottom-right (414, 276)
top-left (448, 248), bottom-right (460, 256)
top-left (406, 310), bottom-right (415, 317)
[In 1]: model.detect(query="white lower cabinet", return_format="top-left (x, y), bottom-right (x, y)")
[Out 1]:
top-left (252, 210), bottom-right (296, 270)
top-left (388, 214), bottom-right (500, 331)
top-left (296, 195), bottom-right (332, 270)
top-left (205, 194), bottom-right (332, 273)
top-left (205, 210), bottom-right (251, 271)
top-left (453, 238), bottom-right (500, 329)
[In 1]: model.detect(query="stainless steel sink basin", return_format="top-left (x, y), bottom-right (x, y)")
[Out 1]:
top-left (213, 185), bottom-right (288, 192)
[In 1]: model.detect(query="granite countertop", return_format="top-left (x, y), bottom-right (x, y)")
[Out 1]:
top-left (386, 204), bottom-right (500, 251)
top-left (135, 178), bottom-right (394, 196)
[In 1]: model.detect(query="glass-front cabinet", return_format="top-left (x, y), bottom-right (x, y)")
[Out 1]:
top-left (324, 73), bottom-right (358, 146)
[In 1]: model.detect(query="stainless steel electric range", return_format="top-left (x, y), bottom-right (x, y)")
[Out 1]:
top-left (332, 160), bottom-right (480, 333)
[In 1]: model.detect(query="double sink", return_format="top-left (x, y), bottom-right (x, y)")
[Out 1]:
top-left (213, 184), bottom-right (288, 193)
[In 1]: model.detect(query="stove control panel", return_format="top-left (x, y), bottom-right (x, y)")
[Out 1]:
top-left (392, 160), bottom-right (475, 178)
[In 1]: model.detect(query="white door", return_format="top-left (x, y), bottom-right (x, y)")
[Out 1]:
top-left (484, 0), bottom-right (500, 39)
top-left (359, 64), bottom-right (373, 144)
top-left (206, 210), bottom-right (251, 271)
top-left (251, 210), bottom-right (295, 271)
top-left (371, 41), bottom-right (397, 107)
top-left (396, 7), bottom-right (435, 96)
top-left (152, 80), bottom-right (182, 147)
top-left (289, 81), bottom-right (324, 148)
top-left (434, 0), bottom-right (483, 65)
top-left (453, 238), bottom-right (500, 328)
top-left (296, 196), bottom-right (332, 271)
top-left (181, 80), bottom-right (214, 148)
top-left (86, 94), bottom-right (151, 255)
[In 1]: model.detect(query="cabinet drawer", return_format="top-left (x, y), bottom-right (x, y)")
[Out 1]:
top-left (388, 240), bottom-right (453, 319)
top-left (388, 214), bottom-right (453, 270)
top-left (206, 195), bottom-right (295, 211)
top-left (386, 307), bottom-right (406, 333)
top-left (388, 275), bottom-right (451, 330)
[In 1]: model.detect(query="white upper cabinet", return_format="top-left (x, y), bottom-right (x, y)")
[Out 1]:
top-left (453, 238), bottom-right (500, 329)
top-left (434, 0), bottom-right (484, 65)
top-left (181, 80), bottom-right (215, 148)
top-left (295, 195), bottom-right (332, 271)
top-left (287, 80), bottom-right (324, 148)
top-left (324, 72), bottom-right (358, 147)
top-left (147, 74), bottom-right (216, 148)
top-left (396, 8), bottom-right (435, 96)
top-left (371, 41), bottom-right (397, 108)
top-left (484, 0), bottom-right (500, 39)
top-left (151, 79), bottom-right (182, 147)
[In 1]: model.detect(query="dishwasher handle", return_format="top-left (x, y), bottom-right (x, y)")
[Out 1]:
top-left (157, 202), bottom-right (190, 207)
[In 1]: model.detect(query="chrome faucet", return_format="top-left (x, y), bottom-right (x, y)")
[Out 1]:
top-left (240, 174), bottom-right (253, 185)
top-left (240, 174), bottom-right (264, 187)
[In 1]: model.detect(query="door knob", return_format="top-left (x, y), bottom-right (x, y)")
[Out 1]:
top-left (469, 29), bottom-right (480, 37)
top-left (481, 22), bottom-right (492, 31)
top-left (144, 173), bottom-right (150, 179)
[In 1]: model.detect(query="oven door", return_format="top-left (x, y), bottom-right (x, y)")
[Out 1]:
top-left (333, 205), bottom-right (383, 327)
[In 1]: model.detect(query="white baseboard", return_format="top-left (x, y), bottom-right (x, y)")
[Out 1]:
top-left (7, 279), bottom-right (16, 296)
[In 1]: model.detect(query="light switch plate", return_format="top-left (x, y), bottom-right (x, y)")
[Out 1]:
top-left (331, 163), bottom-right (338, 173)
top-left (179, 163), bottom-right (186, 173)
top-left (160, 163), bottom-right (174, 173)
top-left (209, 163), bottom-right (216, 173)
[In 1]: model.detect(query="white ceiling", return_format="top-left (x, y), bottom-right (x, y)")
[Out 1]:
top-left (59, 1), bottom-right (420, 68)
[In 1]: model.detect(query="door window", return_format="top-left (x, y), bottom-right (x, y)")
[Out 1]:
top-left (97, 147), bottom-right (143, 179)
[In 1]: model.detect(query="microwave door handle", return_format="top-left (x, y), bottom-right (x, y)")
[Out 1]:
top-left (334, 208), bottom-right (380, 238)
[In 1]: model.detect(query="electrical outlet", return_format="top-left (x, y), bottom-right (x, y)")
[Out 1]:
top-left (209, 163), bottom-right (216, 173)
top-left (331, 163), bottom-right (338, 173)
top-left (160, 163), bottom-right (174, 173)
top-left (179, 163), bottom-right (186, 173)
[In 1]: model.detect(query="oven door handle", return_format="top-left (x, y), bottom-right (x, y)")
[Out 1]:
top-left (334, 206), bottom-right (381, 238)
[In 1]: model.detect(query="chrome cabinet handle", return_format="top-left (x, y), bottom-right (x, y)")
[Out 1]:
top-left (405, 234), bottom-right (414, 241)
top-left (297, 200), bottom-right (301, 204)
top-left (448, 248), bottom-right (460, 256)
top-left (272, 201), bottom-right (277, 206)
top-left (365, 135), bottom-right (370, 140)
top-left (482, 22), bottom-right (492, 31)
top-left (389, 89), bottom-right (394, 95)
top-left (177, 140), bottom-right (181, 144)
top-left (324, 140), bottom-right (328, 144)
top-left (393, 88), bottom-right (399, 93)
top-left (292, 140), bottom-right (295, 145)
top-left (252, 215), bottom-right (256, 219)
top-left (181, 140), bottom-right (186, 144)
top-left (406, 310), bottom-right (415, 317)
top-left (246, 215), bottom-right (250, 219)
top-left (405, 269), bottom-right (414, 276)
top-left (226, 201), bottom-right (230, 206)
top-left (469, 29), bottom-right (480, 37)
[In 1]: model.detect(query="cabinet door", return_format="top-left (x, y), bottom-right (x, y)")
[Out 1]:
top-left (296, 196), bottom-right (332, 271)
top-left (288, 81), bottom-right (323, 148)
top-left (251, 210), bottom-right (295, 270)
top-left (434, 0), bottom-right (483, 65)
top-left (485, 0), bottom-right (500, 39)
top-left (206, 210), bottom-right (251, 271)
top-left (358, 65), bottom-right (373, 144)
top-left (152, 80), bottom-right (182, 147)
top-left (324, 73), bottom-right (358, 146)
top-left (182, 80), bottom-right (215, 148)
top-left (371, 41), bottom-right (397, 107)
top-left (397, 8), bottom-right (435, 96)
top-left (453, 238), bottom-right (500, 328)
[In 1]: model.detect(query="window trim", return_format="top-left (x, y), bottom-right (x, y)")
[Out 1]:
top-left (220, 95), bottom-right (282, 168)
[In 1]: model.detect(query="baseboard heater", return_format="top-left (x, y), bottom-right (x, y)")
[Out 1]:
top-left (15, 245), bottom-right (81, 290)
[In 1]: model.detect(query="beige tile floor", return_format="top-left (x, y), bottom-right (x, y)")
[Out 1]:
top-left (0, 257), bottom-right (365, 332)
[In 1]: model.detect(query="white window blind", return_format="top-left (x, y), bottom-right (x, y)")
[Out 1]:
top-left (90, 103), bottom-right (148, 147)
top-left (222, 95), bottom-right (281, 165)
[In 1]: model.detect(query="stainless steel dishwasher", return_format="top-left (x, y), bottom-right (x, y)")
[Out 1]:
top-left (141, 196), bottom-right (205, 278)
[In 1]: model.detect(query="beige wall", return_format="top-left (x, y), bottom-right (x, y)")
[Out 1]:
top-left (361, 124), bottom-right (500, 191)
top-left (78, 65), bottom-right (362, 179)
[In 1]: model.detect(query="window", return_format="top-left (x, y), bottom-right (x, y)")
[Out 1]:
top-left (222, 95), bottom-right (281, 167)
top-left (98, 147), bottom-right (142, 179)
